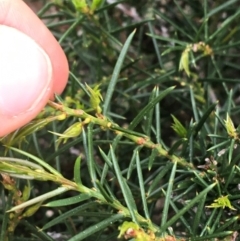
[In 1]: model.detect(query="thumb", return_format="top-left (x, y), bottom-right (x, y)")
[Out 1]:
top-left (0, 25), bottom-right (52, 136)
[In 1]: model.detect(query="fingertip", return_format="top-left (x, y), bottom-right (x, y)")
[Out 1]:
top-left (0, 26), bottom-right (53, 137)
top-left (0, 0), bottom-right (69, 95)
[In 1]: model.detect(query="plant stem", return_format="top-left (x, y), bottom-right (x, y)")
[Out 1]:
top-left (48, 101), bottom-right (194, 169)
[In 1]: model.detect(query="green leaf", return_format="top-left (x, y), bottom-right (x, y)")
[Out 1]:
top-left (74, 156), bottom-right (82, 186)
top-left (90, 0), bottom-right (102, 11)
top-left (173, 0), bottom-right (197, 33)
top-left (168, 138), bottom-right (187, 155)
top-left (86, 84), bottom-right (103, 114)
top-left (59, 15), bottom-right (84, 44)
top-left (144, 87), bottom-right (157, 136)
top-left (154, 9), bottom-right (194, 41)
top-left (98, 147), bottom-right (113, 168)
top-left (179, 48), bottom-right (190, 76)
top-left (87, 123), bottom-right (97, 187)
top-left (147, 162), bottom-right (173, 196)
top-left (21, 220), bottom-right (55, 241)
top-left (148, 148), bottom-right (158, 170)
top-left (44, 194), bottom-right (90, 207)
top-left (192, 194), bottom-right (207, 235)
top-left (208, 9), bottom-right (240, 41)
top-left (147, 22), bottom-right (163, 68)
top-left (95, 180), bottom-right (113, 203)
top-left (224, 165), bottom-right (236, 191)
top-left (136, 152), bottom-right (150, 220)
top-left (7, 147), bottom-right (63, 177)
top-left (161, 161), bottom-right (177, 227)
top-left (159, 182), bottom-right (216, 233)
top-left (72, 0), bottom-right (89, 13)
top-left (193, 231), bottom-right (233, 241)
top-left (0, 161), bottom-right (58, 181)
top-left (49, 121), bottom-right (83, 147)
top-left (41, 202), bottom-right (97, 231)
top-left (103, 29), bottom-right (136, 115)
top-left (162, 189), bottom-right (192, 234)
top-left (8, 187), bottom-right (70, 213)
top-left (207, 139), bottom-right (230, 152)
top-left (68, 213), bottom-right (124, 241)
top-left (146, 33), bottom-right (187, 46)
top-left (0, 157), bottom-right (44, 171)
top-left (22, 202), bottom-right (43, 217)
top-left (228, 138), bottom-right (235, 164)
top-left (127, 147), bottom-right (141, 179)
top-left (22, 182), bottom-right (32, 201)
top-left (206, 0), bottom-right (239, 18)
top-left (193, 102), bottom-right (218, 137)
top-left (0, 192), bottom-right (13, 241)
top-left (206, 195), bottom-right (236, 210)
top-left (1, 116), bottom-right (61, 148)
top-left (129, 86), bottom-right (175, 130)
top-left (171, 115), bottom-right (187, 138)
top-left (110, 146), bottom-right (138, 223)
top-left (225, 113), bottom-right (237, 139)
top-left (215, 216), bottom-right (238, 233)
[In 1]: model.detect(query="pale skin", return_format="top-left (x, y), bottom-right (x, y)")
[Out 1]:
top-left (0, 0), bottom-right (69, 136)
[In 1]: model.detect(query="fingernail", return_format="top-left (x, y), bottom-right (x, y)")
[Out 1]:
top-left (0, 25), bottom-right (52, 116)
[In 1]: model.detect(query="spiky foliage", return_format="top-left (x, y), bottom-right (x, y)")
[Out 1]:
top-left (0, 1), bottom-right (240, 241)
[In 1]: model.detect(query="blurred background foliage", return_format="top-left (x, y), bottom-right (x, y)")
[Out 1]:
top-left (1, 0), bottom-right (240, 240)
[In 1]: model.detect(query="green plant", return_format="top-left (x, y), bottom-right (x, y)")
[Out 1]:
top-left (1, 0), bottom-right (240, 240)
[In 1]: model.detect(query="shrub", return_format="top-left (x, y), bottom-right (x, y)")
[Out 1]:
top-left (1, 0), bottom-right (240, 240)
